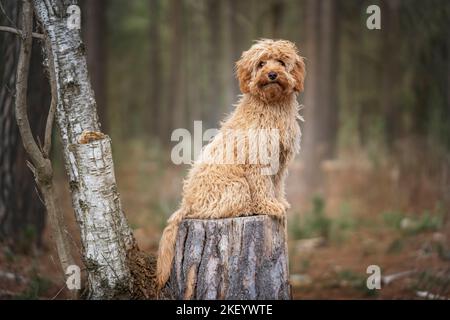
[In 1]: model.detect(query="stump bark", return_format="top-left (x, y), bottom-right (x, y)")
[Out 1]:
top-left (164, 215), bottom-right (291, 300)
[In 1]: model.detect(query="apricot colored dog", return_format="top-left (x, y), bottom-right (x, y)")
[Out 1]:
top-left (157, 39), bottom-right (306, 289)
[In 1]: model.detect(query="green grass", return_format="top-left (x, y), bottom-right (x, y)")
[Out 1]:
top-left (382, 211), bottom-right (405, 229)
top-left (299, 259), bottom-right (311, 273)
top-left (335, 269), bottom-right (379, 297)
top-left (412, 270), bottom-right (450, 296)
top-left (387, 238), bottom-right (404, 254)
top-left (152, 200), bottom-right (178, 231)
top-left (289, 196), bottom-right (358, 243)
top-left (382, 208), bottom-right (445, 236)
top-left (330, 202), bottom-right (358, 243)
top-left (289, 195), bottom-right (330, 239)
top-left (15, 272), bottom-right (52, 300)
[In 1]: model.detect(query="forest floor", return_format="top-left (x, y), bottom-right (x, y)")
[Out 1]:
top-left (1, 140), bottom-right (449, 299)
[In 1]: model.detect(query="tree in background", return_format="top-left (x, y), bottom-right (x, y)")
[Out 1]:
top-left (101, 0), bottom-right (448, 166)
top-left (0, 0), bottom-right (47, 251)
top-left (380, 0), bottom-right (401, 147)
top-left (0, 0), bottom-right (158, 298)
top-left (302, 0), bottom-right (340, 190)
top-left (148, 0), bottom-right (162, 140)
top-left (166, 0), bottom-right (184, 137)
top-left (399, 0), bottom-right (450, 149)
top-left (270, 0), bottom-right (285, 37)
top-left (82, 0), bottom-right (108, 132)
top-left (207, 0), bottom-right (224, 114)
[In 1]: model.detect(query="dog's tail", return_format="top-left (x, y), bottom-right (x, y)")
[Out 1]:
top-left (156, 207), bottom-right (186, 290)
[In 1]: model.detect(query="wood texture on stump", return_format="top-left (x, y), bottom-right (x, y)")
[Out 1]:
top-left (164, 215), bottom-right (291, 300)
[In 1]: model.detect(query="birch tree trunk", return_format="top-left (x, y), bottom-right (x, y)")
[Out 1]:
top-left (164, 216), bottom-right (291, 300)
top-left (32, 0), bottom-right (155, 299)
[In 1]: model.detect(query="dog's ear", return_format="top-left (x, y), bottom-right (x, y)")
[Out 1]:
top-left (235, 52), bottom-right (252, 94)
top-left (292, 56), bottom-right (306, 92)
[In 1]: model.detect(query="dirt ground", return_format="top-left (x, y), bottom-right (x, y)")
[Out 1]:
top-left (1, 142), bottom-right (449, 299)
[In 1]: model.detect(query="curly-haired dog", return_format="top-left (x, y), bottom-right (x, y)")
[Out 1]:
top-left (157, 39), bottom-right (306, 289)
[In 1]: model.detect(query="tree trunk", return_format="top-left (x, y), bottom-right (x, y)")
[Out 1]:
top-left (71, 137), bottom-right (134, 298)
top-left (271, 0), bottom-right (285, 38)
top-left (319, 0), bottom-right (339, 159)
top-left (302, 0), bottom-right (340, 191)
top-left (83, 0), bottom-right (108, 133)
top-left (148, 0), bottom-right (162, 139)
top-left (205, 0), bottom-right (222, 127)
top-left (228, 0), bottom-right (251, 106)
top-left (0, 0), bottom-right (47, 251)
top-left (164, 216), bottom-right (291, 300)
top-left (380, 0), bottom-right (401, 147)
top-left (166, 0), bottom-right (184, 137)
top-left (32, 0), bottom-right (155, 299)
top-left (302, 0), bottom-right (322, 190)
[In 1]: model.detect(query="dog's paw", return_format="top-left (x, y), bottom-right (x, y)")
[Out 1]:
top-left (258, 200), bottom-right (286, 220)
top-left (280, 198), bottom-right (291, 210)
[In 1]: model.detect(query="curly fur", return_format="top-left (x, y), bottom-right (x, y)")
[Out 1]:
top-left (156, 39), bottom-right (306, 289)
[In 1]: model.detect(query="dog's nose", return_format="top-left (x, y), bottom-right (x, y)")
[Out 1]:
top-left (268, 71), bottom-right (278, 81)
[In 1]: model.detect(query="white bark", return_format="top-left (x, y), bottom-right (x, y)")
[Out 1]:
top-left (32, 0), bottom-right (135, 299)
top-left (72, 137), bottom-right (133, 298)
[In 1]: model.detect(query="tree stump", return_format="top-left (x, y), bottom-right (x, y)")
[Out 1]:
top-left (164, 215), bottom-right (291, 300)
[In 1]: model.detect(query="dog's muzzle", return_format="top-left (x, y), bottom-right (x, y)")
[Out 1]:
top-left (260, 80), bottom-right (282, 89)
top-left (268, 71), bottom-right (278, 81)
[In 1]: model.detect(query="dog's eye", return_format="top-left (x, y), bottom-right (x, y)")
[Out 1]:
top-left (277, 59), bottom-right (286, 67)
top-left (258, 61), bottom-right (266, 69)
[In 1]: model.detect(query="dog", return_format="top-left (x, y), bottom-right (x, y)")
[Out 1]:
top-left (156, 39), bottom-right (305, 289)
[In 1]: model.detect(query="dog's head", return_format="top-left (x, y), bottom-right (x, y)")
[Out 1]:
top-left (235, 39), bottom-right (305, 102)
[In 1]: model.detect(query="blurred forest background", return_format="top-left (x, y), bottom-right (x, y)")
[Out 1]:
top-left (0, 0), bottom-right (449, 299)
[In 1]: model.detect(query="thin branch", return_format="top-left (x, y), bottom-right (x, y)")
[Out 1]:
top-left (64, 228), bottom-right (83, 256)
top-left (14, 0), bottom-right (46, 170)
top-left (25, 160), bottom-right (36, 176)
top-left (36, 135), bottom-right (44, 154)
top-left (34, 185), bottom-right (45, 206)
top-left (4, 83), bottom-right (15, 97)
top-left (51, 283), bottom-right (67, 300)
top-left (15, 0), bottom-right (77, 300)
top-left (0, 25), bottom-right (44, 39)
top-left (43, 99), bottom-right (56, 157)
top-left (0, 0), bottom-right (16, 27)
top-left (44, 0), bottom-right (56, 16)
top-left (43, 36), bottom-right (57, 158)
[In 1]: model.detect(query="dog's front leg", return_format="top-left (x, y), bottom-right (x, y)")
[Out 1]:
top-left (246, 166), bottom-right (285, 219)
top-left (274, 166), bottom-right (290, 210)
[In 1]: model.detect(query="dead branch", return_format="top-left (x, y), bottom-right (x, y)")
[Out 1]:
top-left (0, 1), bottom-right (18, 27)
top-left (14, 0), bottom-right (45, 170)
top-left (14, 0), bottom-right (76, 298)
top-left (43, 36), bottom-right (57, 158)
top-left (0, 25), bottom-right (44, 39)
